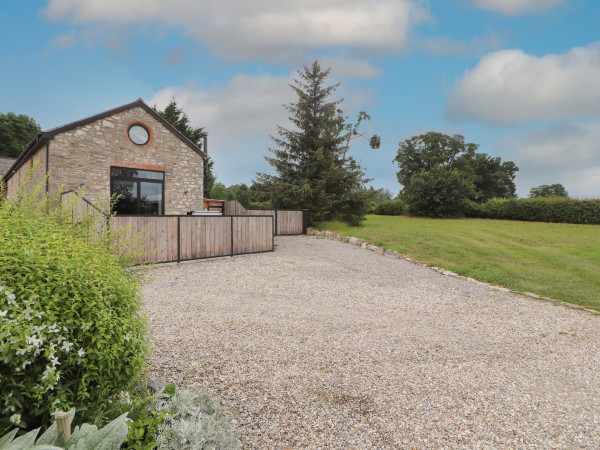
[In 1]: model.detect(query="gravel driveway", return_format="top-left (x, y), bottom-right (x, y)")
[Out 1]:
top-left (143, 235), bottom-right (600, 448)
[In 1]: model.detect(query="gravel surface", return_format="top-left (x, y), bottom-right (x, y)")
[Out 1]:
top-left (142, 235), bottom-right (600, 448)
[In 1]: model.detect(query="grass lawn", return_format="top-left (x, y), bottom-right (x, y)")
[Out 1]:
top-left (318, 215), bottom-right (600, 310)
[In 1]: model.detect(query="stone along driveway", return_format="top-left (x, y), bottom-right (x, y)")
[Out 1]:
top-left (142, 235), bottom-right (600, 448)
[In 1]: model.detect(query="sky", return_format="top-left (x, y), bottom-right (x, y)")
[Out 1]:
top-left (1, 0), bottom-right (599, 198)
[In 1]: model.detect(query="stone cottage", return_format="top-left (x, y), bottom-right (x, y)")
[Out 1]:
top-left (1, 99), bottom-right (208, 215)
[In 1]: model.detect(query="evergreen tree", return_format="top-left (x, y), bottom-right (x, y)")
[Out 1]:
top-left (255, 61), bottom-right (379, 226)
top-left (153, 99), bottom-right (216, 197)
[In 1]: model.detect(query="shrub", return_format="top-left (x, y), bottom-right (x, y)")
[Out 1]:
top-left (473, 196), bottom-right (600, 224)
top-left (373, 199), bottom-right (404, 215)
top-left (153, 387), bottom-right (240, 450)
top-left (0, 177), bottom-right (149, 431)
top-left (403, 167), bottom-right (476, 218)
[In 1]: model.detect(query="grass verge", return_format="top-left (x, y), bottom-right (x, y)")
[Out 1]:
top-left (318, 215), bottom-right (600, 310)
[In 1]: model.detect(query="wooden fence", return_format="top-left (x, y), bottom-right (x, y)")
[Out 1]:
top-left (224, 200), bottom-right (305, 235)
top-left (111, 214), bottom-right (273, 264)
top-left (61, 192), bottom-right (274, 265)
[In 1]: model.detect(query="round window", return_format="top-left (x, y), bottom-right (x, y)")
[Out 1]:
top-left (128, 124), bottom-right (150, 145)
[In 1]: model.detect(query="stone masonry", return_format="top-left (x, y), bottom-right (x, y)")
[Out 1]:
top-left (45, 106), bottom-right (204, 214)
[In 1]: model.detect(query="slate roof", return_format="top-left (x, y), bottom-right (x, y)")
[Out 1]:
top-left (0, 158), bottom-right (17, 178)
top-left (2, 98), bottom-right (208, 184)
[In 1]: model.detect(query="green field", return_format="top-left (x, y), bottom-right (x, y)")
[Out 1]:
top-left (319, 215), bottom-right (600, 310)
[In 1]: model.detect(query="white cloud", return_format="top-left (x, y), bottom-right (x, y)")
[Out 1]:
top-left (472, 0), bottom-right (565, 15)
top-left (499, 120), bottom-right (600, 197)
top-left (149, 74), bottom-right (293, 186)
top-left (447, 43), bottom-right (600, 125)
top-left (149, 68), bottom-right (379, 187)
top-left (150, 74), bottom-right (293, 147)
top-left (319, 56), bottom-right (383, 79)
top-left (44, 0), bottom-right (430, 62)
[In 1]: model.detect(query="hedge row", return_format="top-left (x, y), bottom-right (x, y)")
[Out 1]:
top-left (471, 197), bottom-right (600, 224)
top-left (373, 199), bottom-right (405, 215)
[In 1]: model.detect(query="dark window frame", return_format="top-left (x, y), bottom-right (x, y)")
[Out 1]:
top-left (110, 166), bottom-right (165, 215)
top-left (127, 122), bottom-right (152, 146)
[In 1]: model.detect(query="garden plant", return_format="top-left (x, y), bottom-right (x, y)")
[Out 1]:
top-left (0, 174), bottom-right (149, 432)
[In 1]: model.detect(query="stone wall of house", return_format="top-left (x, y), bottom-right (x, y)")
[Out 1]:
top-left (47, 106), bottom-right (204, 214)
top-left (5, 146), bottom-right (47, 199)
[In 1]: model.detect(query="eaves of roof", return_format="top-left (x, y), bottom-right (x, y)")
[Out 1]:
top-left (3, 98), bottom-right (208, 184)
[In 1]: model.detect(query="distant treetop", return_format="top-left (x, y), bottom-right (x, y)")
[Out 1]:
top-left (0, 112), bottom-right (41, 158)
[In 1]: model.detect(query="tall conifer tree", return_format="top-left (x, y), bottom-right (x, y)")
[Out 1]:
top-left (255, 61), bottom-right (378, 226)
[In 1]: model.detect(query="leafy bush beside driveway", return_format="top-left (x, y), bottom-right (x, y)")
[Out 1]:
top-left (0, 178), bottom-right (149, 432)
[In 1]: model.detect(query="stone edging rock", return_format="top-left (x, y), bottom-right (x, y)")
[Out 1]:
top-left (306, 227), bottom-right (599, 315)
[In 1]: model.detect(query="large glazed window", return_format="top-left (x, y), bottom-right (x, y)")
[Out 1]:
top-left (110, 167), bottom-right (164, 215)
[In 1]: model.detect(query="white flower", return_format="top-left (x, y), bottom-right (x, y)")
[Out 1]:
top-left (26, 335), bottom-right (44, 348)
top-left (80, 323), bottom-right (90, 331)
top-left (61, 341), bottom-right (73, 353)
top-left (9, 414), bottom-right (21, 424)
top-left (16, 348), bottom-right (28, 356)
top-left (42, 366), bottom-right (54, 381)
top-left (123, 333), bottom-right (131, 342)
top-left (50, 355), bottom-right (60, 367)
top-left (6, 292), bottom-right (15, 301)
top-left (21, 360), bottom-right (31, 370)
top-left (0, 310), bottom-right (7, 317)
top-left (78, 348), bottom-right (86, 358)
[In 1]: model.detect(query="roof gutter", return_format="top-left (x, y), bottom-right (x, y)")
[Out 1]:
top-left (3, 133), bottom-right (50, 184)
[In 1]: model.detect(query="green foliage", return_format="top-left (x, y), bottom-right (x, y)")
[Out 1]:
top-left (403, 167), bottom-right (476, 218)
top-left (209, 183), bottom-right (253, 208)
top-left (153, 98), bottom-right (215, 197)
top-left (0, 175), bottom-right (149, 432)
top-left (363, 187), bottom-right (393, 214)
top-left (529, 183), bottom-right (569, 198)
top-left (0, 112), bottom-right (41, 158)
top-left (122, 384), bottom-right (176, 450)
top-left (153, 387), bottom-right (240, 450)
top-left (373, 199), bottom-right (404, 216)
top-left (0, 408), bottom-right (128, 449)
top-left (394, 132), bottom-right (518, 214)
top-left (255, 60), bottom-right (379, 226)
top-left (473, 196), bottom-right (600, 224)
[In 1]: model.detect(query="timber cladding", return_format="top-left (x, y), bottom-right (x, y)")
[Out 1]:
top-left (110, 214), bottom-right (274, 264)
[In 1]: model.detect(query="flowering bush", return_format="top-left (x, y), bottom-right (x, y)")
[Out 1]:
top-left (0, 176), bottom-right (149, 431)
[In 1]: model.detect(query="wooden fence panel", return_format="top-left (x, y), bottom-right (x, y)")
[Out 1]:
top-left (224, 200), bottom-right (247, 216)
top-left (180, 216), bottom-right (233, 260)
top-left (232, 215), bottom-right (273, 255)
top-left (111, 216), bottom-right (179, 264)
top-left (224, 200), bottom-right (304, 235)
top-left (276, 210), bottom-right (304, 235)
top-left (246, 209), bottom-right (276, 234)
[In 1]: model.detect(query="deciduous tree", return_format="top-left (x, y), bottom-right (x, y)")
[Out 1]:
top-left (394, 132), bottom-right (518, 216)
top-left (529, 184), bottom-right (568, 198)
top-left (0, 112), bottom-right (41, 158)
